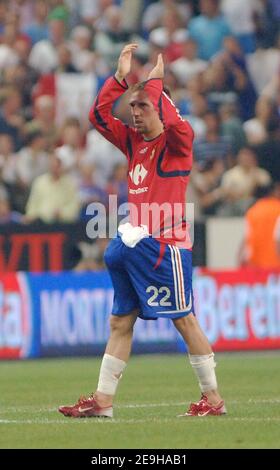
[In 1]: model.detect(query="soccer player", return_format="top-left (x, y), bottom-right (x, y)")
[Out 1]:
top-left (59, 44), bottom-right (226, 418)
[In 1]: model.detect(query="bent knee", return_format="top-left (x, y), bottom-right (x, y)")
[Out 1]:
top-left (110, 311), bottom-right (138, 335)
top-left (173, 312), bottom-right (197, 330)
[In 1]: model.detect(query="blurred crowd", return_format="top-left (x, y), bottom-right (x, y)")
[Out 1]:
top-left (0, 0), bottom-right (279, 230)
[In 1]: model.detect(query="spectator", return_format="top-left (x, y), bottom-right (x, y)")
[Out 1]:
top-left (121, 0), bottom-right (143, 34)
top-left (170, 37), bottom-right (208, 86)
top-left (219, 146), bottom-right (271, 216)
top-left (78, 0), bottom-right (114, 28)
top-left (194, 111), bottom-right (232, 169)
top-left (254, 119), bottom-right (280, 182)
top-left (0, 86), bottom-right (24, 151)
top-left (56, 43), bottom-right (78, 73)
top-left (220, 36), bottom-right (257, 121)
top-left (246, 35), bottom-right (280, 95)
top-left (106, 162), bottom-right (128, 207)
top-left (0, 133), bottom-right (17, 185)
top-left (56, 117), bottom-right (86, 180)
top-left (191, 158), bottom-right (225, 215)
top-left (142, 0), bottom-right (191, 34)
top-left (28, 17), bottom-right (66, 73)
top-left (254, 0), bottom-right (280, 48)
top-left (0, 132), bottom-right (19, 211)
top-left (261, 65), bottom-right (280, 103)
top-left (25, 152), bottom-right (80, 223)
top-left (184, 93), bottom-right (208, 142)
top-left (78, 163), bottom-right (108, 218)
top-left (0, 11), bottom-right (31, 46)
top-left (203, 56), bottom-right (236, 109)
top-left (16, 129), bottom-right (48, 187)
top-left (69, 25), bottom-right (104, 74)
top-left (268, 0), bottom-right (280, 44)
top-left (0, 0), bottom-right (6, 35)
top-left (85, 127), bottom-right (125, 188)
top-left (25, 94), bottom-right (57, 151)
top-left (149, 6), bottom-right (189, 62)
top-left (0, 36), bottom-right (19, 73)
top-left (204, 37), bottom-right (257, 120)
top-left (221, 0), bottom-right (264, 53)
top-left (243, 96), bottom-right (277, 145)
top-left (12, 38), bottom-right (39, 118)
top-left (23, 0), bottom-right (50, 45)
top-left (188, 0), bottom-right (232, 61)
top-left (219, 102), bottom-right (247, 155)
top-left (94, 5), bottom-right (132, 70)
top-left (0, 187), bottom-right (23, 224)
top-left (9, 0), bottom-right (34, 31)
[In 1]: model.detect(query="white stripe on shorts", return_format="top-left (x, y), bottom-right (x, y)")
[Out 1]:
top-left (173, 246), bottom-right (186, 309)
top-left (169, 245), bottom-right (179, 310)
top-left (169, 245), bottom-right (187, 310)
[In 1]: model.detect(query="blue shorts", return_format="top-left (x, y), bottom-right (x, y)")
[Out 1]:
top-left (104, 235), bottom-right (194, 320)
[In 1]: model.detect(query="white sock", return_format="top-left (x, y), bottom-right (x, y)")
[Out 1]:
top-left (97, 354), bottom-right (127, 396)
top-left (189, 353), bottom-right (217, 392)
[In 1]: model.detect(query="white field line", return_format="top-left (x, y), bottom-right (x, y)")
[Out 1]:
top-left (0, 398), bottom-right (280, 414)
top-left (0, 399), bottom-right (280, 425)
top-left (1, 417), bottom-right (280, 425)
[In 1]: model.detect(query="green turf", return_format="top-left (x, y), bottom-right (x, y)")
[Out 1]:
top-left (0, 353), bottom-right (280, 449)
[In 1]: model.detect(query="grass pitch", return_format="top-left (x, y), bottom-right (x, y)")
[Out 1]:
top-left (0, 353), bottom-right (280, 449)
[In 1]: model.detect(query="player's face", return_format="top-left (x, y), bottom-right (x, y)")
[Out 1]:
top-left (129, 90), bottom-right (159, 135)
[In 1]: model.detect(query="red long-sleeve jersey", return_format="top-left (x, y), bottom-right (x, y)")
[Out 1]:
top-left (89, 76), bottom-right (194, 248)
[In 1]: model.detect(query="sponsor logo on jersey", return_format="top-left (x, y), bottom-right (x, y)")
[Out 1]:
top-left (129, 187), bottom-right (149, 194)
top-left (139, 146), bottom-right (148, 154)
top-left (129, 164), bottom-right (148, 185)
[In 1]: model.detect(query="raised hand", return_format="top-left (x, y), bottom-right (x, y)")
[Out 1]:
top-left (147, 54), bottom-right (164, 80)
top-left (115, 43), bottom-right (138, 83)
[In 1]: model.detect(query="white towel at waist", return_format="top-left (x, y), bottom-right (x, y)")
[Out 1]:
top-left (118, 222), bottom-right (149, 248)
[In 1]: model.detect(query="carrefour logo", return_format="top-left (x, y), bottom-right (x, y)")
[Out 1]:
top-left (129, 164), bottom-right (148, 185)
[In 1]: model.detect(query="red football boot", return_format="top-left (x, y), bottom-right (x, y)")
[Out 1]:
top-left (179, 394), bottom-right (226, 417)
top-left (58, 394), bottom-right (113, 418)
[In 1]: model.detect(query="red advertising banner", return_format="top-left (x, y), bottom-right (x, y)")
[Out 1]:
top-left (194, 268), bottom-right (280, 351)
top-left (0, 273), bottom-right (33, 358)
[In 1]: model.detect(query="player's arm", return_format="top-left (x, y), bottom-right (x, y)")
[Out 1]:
top-left (89, 43), bottom-right (138, 154)
top-left (145, 54), bottom-right (194, 158)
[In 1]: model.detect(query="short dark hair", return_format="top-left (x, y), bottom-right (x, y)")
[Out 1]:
top-left (130, 81), bottom-right (146, 93)
top-left (130, 81), bottom-right (172, 98)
